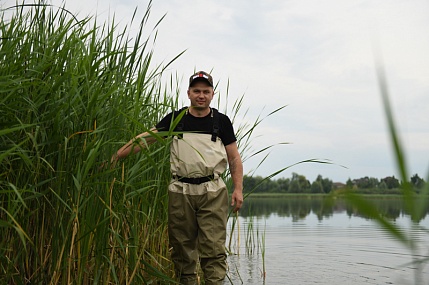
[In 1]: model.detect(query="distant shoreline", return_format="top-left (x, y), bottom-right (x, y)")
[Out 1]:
top-left (244, 192), bottom-right (406, 199)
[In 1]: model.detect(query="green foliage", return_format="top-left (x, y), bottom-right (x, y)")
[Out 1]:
top-left (243, 173), bottom-right (426, 195)
top-left (411, 173), bottom-right (426, 189)
top-left (381, 176), bottom-right (400, 189)
top-left (0, 2), bottom-right (177, 283)
top-left (310, 180), bottom-right (323, 193)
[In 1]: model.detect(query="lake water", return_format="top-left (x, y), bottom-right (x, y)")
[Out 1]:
top-left (225, 196), bottom-right (429, 285)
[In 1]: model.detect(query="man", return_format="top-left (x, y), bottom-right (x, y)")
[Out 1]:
top-left (112, 71), bottom-right (243, 285)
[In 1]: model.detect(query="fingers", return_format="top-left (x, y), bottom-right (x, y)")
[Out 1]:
top-left (234, 199), bottom-right (243, 212)
top-left (231, 193), bottom-right (243, 212)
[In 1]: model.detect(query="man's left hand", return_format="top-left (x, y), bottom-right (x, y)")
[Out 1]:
top-left (231, 190), bottom-right (243, 212)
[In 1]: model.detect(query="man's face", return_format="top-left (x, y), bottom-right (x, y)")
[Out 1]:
top-left (187, 81), bottom-right (214, 110)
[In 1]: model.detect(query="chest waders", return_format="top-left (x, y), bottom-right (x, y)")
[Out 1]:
top-left (168, 108), bottom-right (229, 285)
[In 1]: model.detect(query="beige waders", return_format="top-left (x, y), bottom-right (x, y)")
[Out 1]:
top-left (168, 133), bottom-right (228, 285)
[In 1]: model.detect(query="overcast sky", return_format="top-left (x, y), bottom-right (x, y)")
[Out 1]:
top-left (3, 0), bottom-right (429, 183)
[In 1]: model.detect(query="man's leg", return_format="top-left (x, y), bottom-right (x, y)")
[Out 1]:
top-left (197, 187), bottom-right (229, 285)
top-left (168, 190), bottom-right (199, 284)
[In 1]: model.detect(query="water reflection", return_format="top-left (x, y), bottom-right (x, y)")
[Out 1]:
top-left (239, 195), bottom-right (429, 223)
top-left (226, 196), bottom-right (429, 284)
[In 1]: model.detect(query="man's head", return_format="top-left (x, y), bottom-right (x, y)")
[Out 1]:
top-left (189, 71), bottom-right (213, 88)
top-left (187, 71), bottom-right (214, 112)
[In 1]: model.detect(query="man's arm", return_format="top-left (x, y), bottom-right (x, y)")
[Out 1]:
top-left (225, 141), bottom-right (243, 212)
top-left (111, 128), bottom-right (158, 166)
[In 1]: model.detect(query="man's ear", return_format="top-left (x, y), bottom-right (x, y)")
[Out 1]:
top-left (187, 89), bottom-right (190, 98)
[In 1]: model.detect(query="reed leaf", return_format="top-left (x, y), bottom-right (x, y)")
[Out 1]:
top-left (339, 41), bottom-right (429, 285)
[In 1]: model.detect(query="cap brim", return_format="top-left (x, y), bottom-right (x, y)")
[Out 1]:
top-left (189, 78), bottom-right (213, 87)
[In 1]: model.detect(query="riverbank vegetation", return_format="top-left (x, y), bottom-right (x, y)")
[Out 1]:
top-left (1, 2), bottom-right (175, 283)
top-left (243, 173), bottom-right (427, 195)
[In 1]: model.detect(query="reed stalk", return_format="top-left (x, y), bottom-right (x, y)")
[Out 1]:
top-left (260, 222), bottom-right (266, 279)
top-left (340, 43), bottom-right (429, 285)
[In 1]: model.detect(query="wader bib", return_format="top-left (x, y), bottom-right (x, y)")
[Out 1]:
top-left (168, 108), bottom-right (228, 285)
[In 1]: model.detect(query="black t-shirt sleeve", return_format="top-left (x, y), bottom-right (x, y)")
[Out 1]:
top-left (219, 114), bottom-right (237, 146)
top-left (156, 108), bottom-right (189, 132)
top-left (155, 112), bottom-right (173, 131)
top-left (155, 110), bottom-right (184, 132)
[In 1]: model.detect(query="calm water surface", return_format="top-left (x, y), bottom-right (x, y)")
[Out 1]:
top-left (225, 196), bottom-right (429, 285)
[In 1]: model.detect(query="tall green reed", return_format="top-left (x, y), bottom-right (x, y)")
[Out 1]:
top-left (260, 222), bottom-right (266, 279)
top-left (1, 1), bottom-right (178, 283)
top-left (340, 50), bottom-right (429, 284)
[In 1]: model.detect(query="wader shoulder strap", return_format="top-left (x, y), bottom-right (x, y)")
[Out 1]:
top-left (174, 107), bottom-right (219, 142)
top-left (211, 108), bottom-right (220, 142)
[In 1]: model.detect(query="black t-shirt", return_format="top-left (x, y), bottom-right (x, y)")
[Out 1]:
top-left (155, 108), bottom-right (237, 146)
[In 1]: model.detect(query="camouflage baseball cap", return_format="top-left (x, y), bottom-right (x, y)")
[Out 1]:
top-left (189, 71), bottom-right (213, 87)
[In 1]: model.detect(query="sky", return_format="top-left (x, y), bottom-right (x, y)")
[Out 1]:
top-left (2, 0), bottom-right (429, 183)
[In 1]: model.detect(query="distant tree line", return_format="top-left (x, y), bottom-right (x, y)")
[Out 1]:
top-left (243, 173), bottom-right (427, 194)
